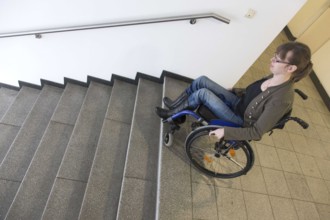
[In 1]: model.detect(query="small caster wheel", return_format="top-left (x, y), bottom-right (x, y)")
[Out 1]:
top-left (164, 132), bottom-right (173, 147)
top-left (190, 19), bottom-right (197, 25)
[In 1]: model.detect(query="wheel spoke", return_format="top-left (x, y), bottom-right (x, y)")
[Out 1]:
top-left (223, 155), bottom-right (245, 169)
top-left (190, 145), bottom-right (215, 154)
top-left (212, 157), bottom-right (222, 175)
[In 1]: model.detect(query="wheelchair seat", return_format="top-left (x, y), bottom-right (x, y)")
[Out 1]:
top-left (196, 105), bottom-right (218, 121)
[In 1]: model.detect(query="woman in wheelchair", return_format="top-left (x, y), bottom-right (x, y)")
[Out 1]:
top-left (156, 41), bottom-right (313, 141)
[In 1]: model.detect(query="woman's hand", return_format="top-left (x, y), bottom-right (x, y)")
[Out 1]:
top-left (209, 128), bottom-right (224, 140)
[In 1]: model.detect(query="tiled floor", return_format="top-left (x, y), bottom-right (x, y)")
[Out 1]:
top-left (190, 31), bottom-right (330, 220)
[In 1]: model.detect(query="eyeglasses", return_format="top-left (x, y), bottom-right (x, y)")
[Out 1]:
top-left (273, 53), bottom-right (292, 65)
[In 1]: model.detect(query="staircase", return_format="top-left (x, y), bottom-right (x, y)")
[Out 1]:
top-left (0, 71), bottom-right (193, 220)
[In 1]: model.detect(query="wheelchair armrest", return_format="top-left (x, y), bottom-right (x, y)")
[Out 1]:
top-left (289, 117), bottom-right (309, 129)
top-left (269, 114), bottom-right (309, 136)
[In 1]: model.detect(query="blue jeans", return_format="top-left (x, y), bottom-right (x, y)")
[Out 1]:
top-left (185, 76), bottom-right (243, 125)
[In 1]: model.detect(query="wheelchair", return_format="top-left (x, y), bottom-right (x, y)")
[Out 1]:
top-left (162, 89), bottom-right (309, 179)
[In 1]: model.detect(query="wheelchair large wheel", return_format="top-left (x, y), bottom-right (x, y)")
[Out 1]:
top-left (185, 125), bottom-right (254, 178)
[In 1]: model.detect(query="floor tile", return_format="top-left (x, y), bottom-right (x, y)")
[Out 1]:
top-left (192, 183), bottom-right (218, 220)
top-left (262, 167), bottom-right (291, 198)
top-left (216, 187), bottom-right (247, 220)
top-left (293, 200), bottom-right (320, 220)
top-left (302, 123), bottom-right (322, 139)
top-left (284, 172), bottom-right (313, 201)
top-left (276, 149), bottom-right (303, 174)
top-left (315, 203), bottom-right (330, 220)
top-left (249, 142), bottom-right (260, 166)
top-left (191, 167), bottom-right (215, 186)
top-left (255, 143), bottom-right (282, 170)
top-left (258, 133), bottom-right (274, 146)
top-left (305, 176), bottom-right (330, 204)
top-left (326, 180), bottom-right (330, 192)
top-left (306, 138), bottom-right (328, 159)
top-left (315, 158), bottom-right (330, 180)
top-left (325, 145), bottom-right (330, 161)
top-left (271, 130), bottom-right (294, 151)
top-left (214, 176), bottom-right (241, 190)
top-left (240, 166), bottom-right (267, 194)
top-left (289, 133), bottom-right (313, 155)
top-left (315, 100), bottom-right (330, 114)
top-left (313, 125), bottom-right (330, 143)
top-left (306, 109), bottom-right (326, 127)
top-left (269, 196), bottom-right (298, 220)
top-left (291, 102), bottom-right (309, 119)
top-left (296, 153), bottom-right (322, 178)
top-left (243, 191), bottom-right (274, 220)
top-left (320, 112), bottom-right (330, 128)
top-left (303, 96), bottom-right (318, 111)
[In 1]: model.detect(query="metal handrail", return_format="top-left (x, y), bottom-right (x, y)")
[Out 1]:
top-left (0, 13), bottom-right (230, 39)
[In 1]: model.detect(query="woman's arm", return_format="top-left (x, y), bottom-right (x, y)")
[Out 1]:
top-left (222, 101), bottom-right (291, 140)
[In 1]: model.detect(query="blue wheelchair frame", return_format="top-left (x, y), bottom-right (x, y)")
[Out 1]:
top-left (163, 110), bottom-right (241, 128)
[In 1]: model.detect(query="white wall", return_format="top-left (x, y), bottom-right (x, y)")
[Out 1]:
top-left (0, 0), bottom-right (307, 87)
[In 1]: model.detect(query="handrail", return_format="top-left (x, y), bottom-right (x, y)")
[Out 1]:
top-left (0, 13), bottom-right (230, 39)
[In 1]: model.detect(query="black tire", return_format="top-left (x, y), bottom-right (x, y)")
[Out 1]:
top-left (185, 125), bottom-right (254, 178)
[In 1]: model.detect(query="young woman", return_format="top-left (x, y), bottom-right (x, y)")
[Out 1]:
top-left (156, 41), bottom-right (313, 141)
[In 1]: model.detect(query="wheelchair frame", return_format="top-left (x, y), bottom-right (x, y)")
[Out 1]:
top-left (161, 89), bottom-right (309, 178)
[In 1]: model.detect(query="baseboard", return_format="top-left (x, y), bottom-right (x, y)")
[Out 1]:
top-left (283, 26), bottom-right (296, 41)
top-left (310, 72), bottom-right (330, 111)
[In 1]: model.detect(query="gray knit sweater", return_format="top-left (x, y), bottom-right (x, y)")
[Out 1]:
top-left (225, 76), bottom-right (294, 140)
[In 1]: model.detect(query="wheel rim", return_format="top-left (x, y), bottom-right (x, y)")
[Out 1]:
top-left (186, 128), bottom-right (253, 178)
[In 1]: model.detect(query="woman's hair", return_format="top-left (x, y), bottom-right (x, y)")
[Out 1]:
top-left (276, 41), bottom-right (313, 82)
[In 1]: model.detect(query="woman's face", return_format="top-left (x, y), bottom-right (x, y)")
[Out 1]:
top-left (269, 51), bottom-right (294, 76)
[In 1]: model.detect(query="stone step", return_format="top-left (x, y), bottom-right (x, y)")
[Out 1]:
top-left (5, 83), bottom-right (87, 220)
top-left (0, 88), bottom-right (18, 120)
top-left (0, 86), bottom-right (40, 220)
top-left (0, 85), bottom-right (63, 218)
top-left (116, 78), bottom-right (162, 220)
top-left (157, 76), bottom-right (193, 219)
top-left (41, 81), bottom-right (112, 220)
top-left (79, 80), bottom-right (137, 220)
top-left (0, 87), bottom-right (40, 164)
top-left (1, 86), bottom-right (41, 127)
